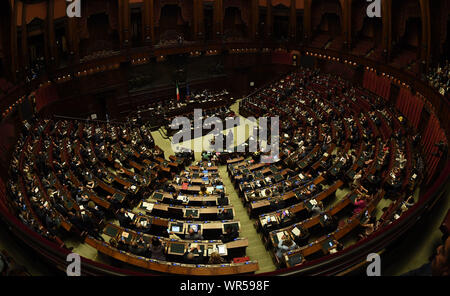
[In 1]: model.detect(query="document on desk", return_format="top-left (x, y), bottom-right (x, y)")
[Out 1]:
top-left (208, 246), bottom-right (217, 256)
top-left (122, 232), bottom-right (129, 238)
top-left (217, 244), bottom-right (227, 255)
top-left (276, 231), bottom-right (285, 242)
top-left (177, 195), bottom-right (189, 203)
top-left (291, 227), bottom-right (301, 237)
top-left (125, 212), bottom-right (135, 220)
top-left (142, 202), bottom-right (154, 211)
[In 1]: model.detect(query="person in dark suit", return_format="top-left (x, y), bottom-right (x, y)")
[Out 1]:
top-left (220, 227), bottom-right (239, 243)
top-left (117, 237), bottom-right (128, 252)
top-left (218, 209), bottom-right (233, 220)
top-left (183, 246), bottom-right (204, 264)
top-left (117, 208), bottom-right (132, 228)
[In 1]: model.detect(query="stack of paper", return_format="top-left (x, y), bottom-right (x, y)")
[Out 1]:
top-left (291, 227), bottom-right (301, 236)
top-left (217, 244), bottom-right (227, 255)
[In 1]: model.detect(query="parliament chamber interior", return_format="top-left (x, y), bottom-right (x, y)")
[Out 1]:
top-left (0, 0), bottom-right (449, 277)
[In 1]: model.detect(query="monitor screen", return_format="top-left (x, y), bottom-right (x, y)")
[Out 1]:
top-left (154, 192), bottom-right (163, 200)
top-left (170, 243), bottom-right (185, 254)
top-left (172, 225), bottom-right (180, 232)
top-left (185, 210), bottom-right (199, 217)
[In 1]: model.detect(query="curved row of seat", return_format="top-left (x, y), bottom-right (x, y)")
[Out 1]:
top-left (234, 68), bottom-right (423, 268)
top-left (7, 115), bottom-right (258, 275)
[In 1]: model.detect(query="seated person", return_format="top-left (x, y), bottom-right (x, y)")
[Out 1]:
top-left (329, 240), bottom-right (344, 254)
top-left (105, 195), bottom-right (121, 208)
top-left (117, 237), bottom-right (128, 252)
top-left (129, 241), bottom-right (146, 257)
top-left (117, 208), bottom-right (133, 228)
top-left (218, 192), bottom-right (229, 206)
top-left (276, 237), bottom-right (297, 259)
top-left (358, 216), bottom-right (377, 239)
top-left (321, 213), bottom-right (338, 233)
top-left (261, 188), bottom-right (272, 198)
top-left (185, 225), bottom-right (204, 240)
top-left (218, 209), bottom-right (233, 220)
top-left (220, 226), bottom-right (239, 243)
top-left (311, 200), bottom-right (324, 216)
top-left (134, 219), bottom-right (151, 234)
top-left (149, 237), bottom-right (166, 261)
top-left (87, 201), bottom-right (105, 221)
top-left (168, 229), bottom-right (181, 240)
top-left (292, 227), bottom-right (310, 246)
top-left (353, 196), bottom-right (368, 216)
top-left (183, 245), bottom-right (205, 264)
top-left (208, 252), bottom-right (226, 264)
top-left (270, 198), bottom-right (286, 212)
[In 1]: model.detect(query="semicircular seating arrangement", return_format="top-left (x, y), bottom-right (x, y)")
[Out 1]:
top-left (5, 66), bottom-right (428, 275)
top-left (7, 118), bottom-right (259, 275)
top-left (235, 67), bottom-right (423, 268)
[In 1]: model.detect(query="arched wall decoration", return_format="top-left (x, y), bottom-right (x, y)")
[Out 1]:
top-left (311, 0), bottom-right (342, 31)
top-left (155, 0), bottom-right (161, 26)
top-left (54, 0), bottom-right (67, 19)
top-left (439, 0), bottom-right (449, 46)
top-left (84, 0), bottom-right (118, 31)
top-left (272, 0), bottom-right (290, 7)
top-left (394, 0), bottom-right (421, 40)
top-left (352, 0), bottom-right (367, 34)
top-left (225, 0), bottom-right (250, 26)
top-left (296, 0), bottom-right (304, 9)
top-left (24, 2), bottom-right (47, 25)
top-left (155, 0), bottom-right (193, 26)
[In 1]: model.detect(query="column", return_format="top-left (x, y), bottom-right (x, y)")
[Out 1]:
top-left (266, 0), bottom-right (273, 38)
top-left (10, 0), bottom-right (18, 81)
top-left (289, 0), bottom-right (297, 40)
top-left (21, 1), bottom-right (28, 70)
top-left (341, 0), bottom-right (351, 50)
top-left (122, 0), bottom-right (130, 47)
top-left (419, 0), bottom-right (431, 69)
top-left (193, 0), bottom-right (204, 40)
top-left (303, 0), bottom-right (312, 43)
top-left (66, 5), bottom-right (80, 61)
top-left (118, 0), bottom-right (123, 45)
top-left (48, 0), bottom-right (57, 64)
top-left (213, 0), bottom-right (223, 39)
top-left (143, 0), bottom-right (154, 44)
top-left (381, 0), bottom-right (392, 62)
top-left (250, 0), bottom-right (259, 39)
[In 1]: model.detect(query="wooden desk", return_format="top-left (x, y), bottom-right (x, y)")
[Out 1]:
top-left (85, 236), bottom-right (259, 275)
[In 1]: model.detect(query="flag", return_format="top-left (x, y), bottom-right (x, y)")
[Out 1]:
top-left (186, 82), bottom-right (190, 100)
top-left (176, 81), bottom-right (180, 101)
